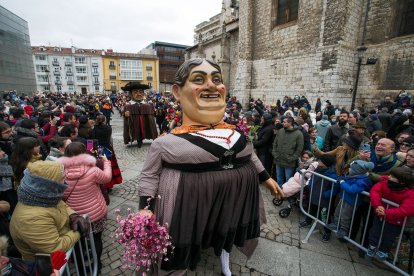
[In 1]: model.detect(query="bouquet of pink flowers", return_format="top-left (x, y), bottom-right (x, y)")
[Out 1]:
top-left (114, 205), bottom-right (174, 274)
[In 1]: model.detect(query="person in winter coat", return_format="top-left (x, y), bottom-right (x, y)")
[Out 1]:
top-left (272, 117), bottom-right (304, 186)
top-left (327, 160), bottom-right (374, 239)
top-left (46, 136), bottom-right (72, 161)
top-left (90, 115), bottom-right (123, 189)
top-left (315, 115), bottom-right (330, 140)
top-left (282, 151), bottom-right (318, 198)
top-left (253, 113), bottom-right (275, 174)
top-left (0, 122), bottom-right (13, 158)
top-left (299, 154), bottom-right (338, 242)
top-left (9, 161), bottom-right (87, 261)
top-left (324, 111), bottom-right (350, 151)
top-left (57, 142), bottom-right (112, 272)
top-left (367, 167), bottom-right (414, 261)
top-left (10, 137), bottom-right (42, 189)
top-left (13, 119), bottom-right (48, 160)
top-left (314, 133), bottom-right (362, 176)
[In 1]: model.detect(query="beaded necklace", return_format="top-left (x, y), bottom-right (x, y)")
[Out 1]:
top-left (194, 129), bottom-right (236, 144)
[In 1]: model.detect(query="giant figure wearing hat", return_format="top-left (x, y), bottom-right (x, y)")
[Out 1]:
top-left (122, 82), bottom-right (158, 147)
top-left (138, 58), bottom-right (283, 275)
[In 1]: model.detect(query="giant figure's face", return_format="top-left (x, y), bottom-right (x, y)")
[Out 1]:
top-left (131, 90), bottom-right (144, 101)
top-left (172, 61), bottom-right (226, 126)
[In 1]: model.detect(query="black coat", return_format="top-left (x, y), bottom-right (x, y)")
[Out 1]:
top-left (253, 123), bottom-right (275, 156)
top-left (90, 124), bottom-right (112, 149)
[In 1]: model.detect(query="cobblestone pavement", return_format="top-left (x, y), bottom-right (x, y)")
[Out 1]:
top-left (101, 111), bottom-right (395, 276)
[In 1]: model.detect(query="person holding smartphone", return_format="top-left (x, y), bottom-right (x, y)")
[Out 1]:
top-left (57, 142), bottom-right (112, 274)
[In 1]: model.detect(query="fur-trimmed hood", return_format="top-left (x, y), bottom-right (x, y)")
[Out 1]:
top-left (57, 154), bottom-right (97, 180)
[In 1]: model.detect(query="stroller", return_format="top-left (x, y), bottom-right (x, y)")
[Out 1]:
top-left (273, 157), bottom-right (318, 218)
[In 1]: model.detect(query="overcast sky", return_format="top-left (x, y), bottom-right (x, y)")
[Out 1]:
top-left (2, 0), bottom-right (222, 52)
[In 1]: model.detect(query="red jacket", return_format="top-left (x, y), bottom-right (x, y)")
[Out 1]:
top-left (370, 176), bottom-right (414, 225)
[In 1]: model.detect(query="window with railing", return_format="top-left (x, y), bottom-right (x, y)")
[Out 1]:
top-left (36, 65), bottom-right (48, 72)
top-left (35, 55), bottom-right (46, 61)
top-left (75, 57), bottom-right (86, 64)
top-left (75, 67), bottom-right (87, 74)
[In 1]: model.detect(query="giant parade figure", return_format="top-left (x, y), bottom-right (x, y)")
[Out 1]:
top-left (138, 58), bottom-right (283, 275)
top-left (122, 82), bottom-right (158, 147)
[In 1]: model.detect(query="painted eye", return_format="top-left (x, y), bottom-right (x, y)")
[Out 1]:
top-left (193, 76), bottom-right (204, 83)
top-left (212, 76), bottom-right (222, 84)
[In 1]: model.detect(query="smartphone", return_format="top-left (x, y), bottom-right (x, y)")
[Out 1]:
top-left (86, 139), bottom-right (94, 151)
top-left (35, 253), bottom-right (53, 276)
top-left (97, 146), bottom-right (104, 157)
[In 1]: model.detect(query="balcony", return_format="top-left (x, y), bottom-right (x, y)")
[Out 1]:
top-left (65, 61), bottom-right (72, 66)
top-left (93, 72), bottom-right (99, 76)
top-left (53, 71), bottom-right (61, 76)
top-left (94, 81), bottom-right (100, 85)
top-left (66, 71), bottom-right (73, 76)
top-left (109, 65), bottom-right (116, 69)
top-left (52, 61), bottom-right (59, 66)
top-left (110, 86), bottom-right (117, 91)
top-left (109, 76), bottom-right (116, 80)
top-left (146, 76), bottom-right (153, 81)
top-left (67, 80), bottom-right (74, 85)
top-left (146, 66), bottom-right (152, 71)
top-left (92, 63), bottom-right (98, 67)
top-left (55, 80), bottom-right (62, 85)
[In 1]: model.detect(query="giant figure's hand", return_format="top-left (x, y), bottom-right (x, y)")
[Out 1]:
top-left (124, 111), bottom-right (130, 117)
top-left (264, 178), bottom-right (284, 199)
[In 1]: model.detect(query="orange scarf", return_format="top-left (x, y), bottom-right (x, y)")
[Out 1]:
top-left (170, 121), bottom-right (236, 134)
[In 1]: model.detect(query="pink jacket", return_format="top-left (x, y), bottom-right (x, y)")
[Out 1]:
top-left (58, 154), bottom-right (112, 222)
top-left (282, 162), bottom-right (318, 198)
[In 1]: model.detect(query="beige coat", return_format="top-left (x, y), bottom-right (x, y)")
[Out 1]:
top-left (10, 200), bottom-right (80, 260)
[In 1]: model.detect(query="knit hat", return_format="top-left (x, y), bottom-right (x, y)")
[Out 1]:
top-left (27, 161), bottom-right (64, 182)
top-left (18, 161), bottom-right (67, 207)
top-left (349, 160), bottom-right (374, 176)
top-left (319, 154), bottom-right (336, 168)
top-left (343, 134), bottom-right (362, 150)
top-left (322, 115), bottom-right (328, 120)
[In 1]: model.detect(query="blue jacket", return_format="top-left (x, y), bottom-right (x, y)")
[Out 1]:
top-left (339, 175), bottom-right (372, 207)
top-left (308, 167), bottom-right (338, 206)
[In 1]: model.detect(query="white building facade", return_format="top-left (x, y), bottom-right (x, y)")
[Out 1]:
top-left (32, 46), bottom-right (104, 94)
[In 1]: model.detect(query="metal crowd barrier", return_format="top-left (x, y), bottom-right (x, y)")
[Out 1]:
top-left (298, 170), bottom-right (413, 276)
top-left (59, 215), bottom-right (98, 276)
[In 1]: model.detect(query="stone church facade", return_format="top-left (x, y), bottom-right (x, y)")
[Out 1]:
top-left (187, 0), bottom-right (414, 110)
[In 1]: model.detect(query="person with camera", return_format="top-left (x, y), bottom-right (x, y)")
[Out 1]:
top-left (57, 142), bottom-right (112, 273)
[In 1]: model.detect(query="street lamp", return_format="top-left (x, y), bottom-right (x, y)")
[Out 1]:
top-left (350, 46), bottom-right (367, 111)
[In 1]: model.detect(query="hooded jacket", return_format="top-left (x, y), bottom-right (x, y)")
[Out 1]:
top-left (370, 176), bottom-right (414, 225)
top-left (58, 154), bottom-right (112, 222)
top-left (339, 175), bottom-right (372, 206)
top-left (272, 127), bottom-right (304, 168)
top-left (315, 119), bottom-right (331, 140)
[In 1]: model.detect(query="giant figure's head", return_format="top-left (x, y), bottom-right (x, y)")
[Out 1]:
top-left (172, 58), bottom-right (226, 126)
top-left (121, 82), bottom-right (149, 102)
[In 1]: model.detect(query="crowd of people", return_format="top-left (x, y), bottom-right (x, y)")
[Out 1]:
top-left (1, 83), bottom-right (414, 274)
top-left (0, 91), bottom-right (121, 275)
top-left (216, 92), bottom-right (414, 265)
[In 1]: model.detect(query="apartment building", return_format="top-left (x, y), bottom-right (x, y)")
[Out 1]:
top-left (145, 41), bottom-right (189, 93)
top-left (102, 49), bottom-right (159, 93)
top-left (32, 46), bottom-right (103, 94)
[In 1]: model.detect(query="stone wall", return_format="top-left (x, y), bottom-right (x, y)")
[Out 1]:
top-left (233, 0), bottom-right (366, 109)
